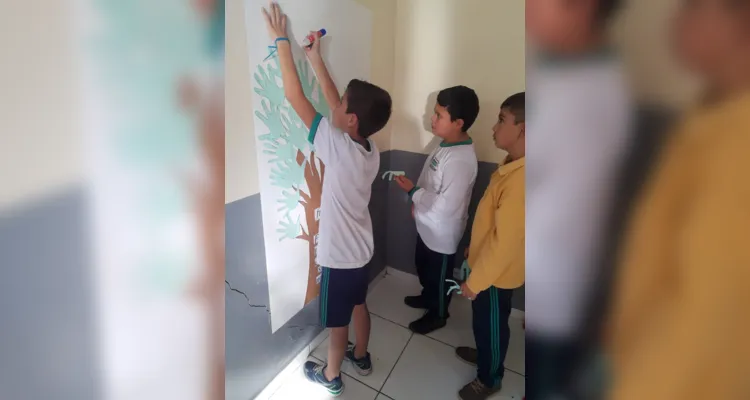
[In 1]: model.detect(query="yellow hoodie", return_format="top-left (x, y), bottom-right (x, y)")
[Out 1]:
top-left (466, 157), bottom-right (525, 294)
top-left (606, 92), bottom-right (750, 399)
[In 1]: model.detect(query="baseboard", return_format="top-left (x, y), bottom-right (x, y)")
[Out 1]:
top-left (368, 265), bottom-right (389, 294)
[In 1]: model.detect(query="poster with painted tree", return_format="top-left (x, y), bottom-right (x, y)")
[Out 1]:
top-left (254, 55), bottom-right (331, 307)
top-left (244, 0), bottom-right (372, 333)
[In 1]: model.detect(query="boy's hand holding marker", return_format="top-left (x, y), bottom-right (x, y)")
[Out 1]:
top-left (394, 175), bottom-right (416, 193)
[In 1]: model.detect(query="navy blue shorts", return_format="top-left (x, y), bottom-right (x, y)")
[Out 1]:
top-left (319, 266), bottom-right (369, 328)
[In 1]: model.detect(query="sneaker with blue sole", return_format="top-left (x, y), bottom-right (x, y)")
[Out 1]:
top-left (302, 360), bottom-right (344, 397)
top-left (345, 341), bottom-right (373, 376)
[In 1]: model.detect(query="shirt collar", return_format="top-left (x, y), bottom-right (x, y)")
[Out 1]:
top-left (497, 156), bottom-right (525, 176)
top-left (440, 138), bottom-right (474, 147)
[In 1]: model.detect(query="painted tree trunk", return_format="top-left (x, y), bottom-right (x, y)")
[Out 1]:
top-left (296, 150), bottom-right (325, 304)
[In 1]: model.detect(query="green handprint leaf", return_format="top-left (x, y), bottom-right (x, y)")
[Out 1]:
top-left (269, 160), bottom-right (305, 189)
top-left (263, 137), bottom-right (297, 164)
top-left (254, 64), bottom-right (284, 106)
top-left (281, 112), bottom-right (311, 151)
top-left (277, 214), bottom-right (301, 241)
top-left (277, 189), bottom-right (301, 214)
top-left (256, 100), bottom-right (285, 143)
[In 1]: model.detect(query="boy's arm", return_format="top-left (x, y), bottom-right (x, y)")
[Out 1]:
top-left (466, 186), bottom-right (524, 294)
top-left (308, 53), bottom-right (341, 111)
top-left (274, 41), bottom-right (317, 129)
top-left (410, 160), bottom-right (476, 215)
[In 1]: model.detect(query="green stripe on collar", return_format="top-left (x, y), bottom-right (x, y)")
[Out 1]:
top-left (440, 138), bottom-right (473, 147)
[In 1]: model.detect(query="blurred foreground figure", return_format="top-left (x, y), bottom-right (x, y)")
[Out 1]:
top-left (525, 0), bottom-right (631, 398)
top-left (181, 1), bottom-right (225, 399)
top-left (605, 0), bottom-right (750, 399)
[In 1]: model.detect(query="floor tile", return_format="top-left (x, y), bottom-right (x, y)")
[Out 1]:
top-left (381, 334), bottom-right (524, 400)
top-left (311, 314), bottom-right (413, 391)
top-left (494, 370), bottom-right (526, 399)
top-left (426, 296), bottom-right (525, 375)
top-left (381, 334), bottom-right (475, 400)
top-left (426, 295), bottom-right (475, 349)
top-left (269, 359), bottom-right (378, 400)
top-left (366, 270), bottom-right (424, 328)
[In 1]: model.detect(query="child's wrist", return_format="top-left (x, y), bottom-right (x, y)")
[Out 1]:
top-left (274, 37), bottom-right (290, 44)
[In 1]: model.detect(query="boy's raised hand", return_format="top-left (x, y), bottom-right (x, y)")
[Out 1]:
top-left (304, 30), bottom-right (323, 59)
top-left (261, 1), bottom-right (287, 40)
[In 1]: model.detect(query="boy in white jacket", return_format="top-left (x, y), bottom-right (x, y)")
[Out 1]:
top-left (394, 86), bottom-right (479, 334)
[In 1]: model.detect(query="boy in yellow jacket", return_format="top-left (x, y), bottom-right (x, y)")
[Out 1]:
top-left (605, 1), bottom-right (750, 399)
top-left (455, 92), bottom-right (525, 400)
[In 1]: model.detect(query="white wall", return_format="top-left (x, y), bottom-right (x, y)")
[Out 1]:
top-left (225, 0), bottom-right (261, 202)
top-left (390, 0), bottom-right (526, 163)
top-left (0, 1), bottom-right (83, 209)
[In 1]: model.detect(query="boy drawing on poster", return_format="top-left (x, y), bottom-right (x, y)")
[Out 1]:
top-left (253, 34), bottom-right (331, 305)
top-left (393, 86), bottom-right (479, 335)
top-left (262, 2), bottom-right (392, 396)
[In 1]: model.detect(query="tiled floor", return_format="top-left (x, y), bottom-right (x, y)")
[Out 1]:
top-left (268, 269), bottom-right (525, 400)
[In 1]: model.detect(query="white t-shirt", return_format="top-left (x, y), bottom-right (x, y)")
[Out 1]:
top-left (310, 113), bottom-right (380, 269)
top-left (411, 140), bottom-right (478, 255)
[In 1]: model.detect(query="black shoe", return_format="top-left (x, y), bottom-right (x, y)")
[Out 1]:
top-left (455, 346), bottom-right (478, 366)
top-left (344, 341), bottom-right (373, 376)
top-left (404, 295), bottom-right (428, 309)
top-left (408, 312), bottom-right (447, 334)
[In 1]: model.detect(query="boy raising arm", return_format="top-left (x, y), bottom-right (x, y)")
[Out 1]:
top-left (263, 3), bottom-right (392, 397)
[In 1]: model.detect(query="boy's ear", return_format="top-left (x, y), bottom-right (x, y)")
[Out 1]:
top-left (454, 118), bottom-right (465, 131)
top-left (518, 122), bottom-right (526, 138)
top-left (347, 113), bottom-right (358, 129)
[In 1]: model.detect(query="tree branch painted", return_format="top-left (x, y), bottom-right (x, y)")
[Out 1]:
top-left (254, 56), bottom-right (328, 304)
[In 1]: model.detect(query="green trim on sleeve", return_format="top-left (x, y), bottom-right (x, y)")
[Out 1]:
top-left (307, 113), bottom-right (323, 144)
top-left (408, 186), bottom-right (421, 198)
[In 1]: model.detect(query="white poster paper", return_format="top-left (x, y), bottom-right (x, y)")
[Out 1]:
top-left (244, 0), bottom-right (372, 332)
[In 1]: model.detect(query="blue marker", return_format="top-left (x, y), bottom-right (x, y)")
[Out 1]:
top-left (302, 29), bottom-right (327, 48)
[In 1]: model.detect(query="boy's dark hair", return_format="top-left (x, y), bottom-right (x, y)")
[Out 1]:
top-left (436, 86), bottom-right (480, 132)
top-left (596, 0), bottom-right (622, 24)
top-left (501, 92), bottom-right (525, 124)
top-left (345, 79), bottom-right (392, 138)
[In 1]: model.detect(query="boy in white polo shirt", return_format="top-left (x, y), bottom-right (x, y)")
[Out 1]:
top-left (262, 4), bottom-right (392, 396)
top-left (394, 85), bottom-right (480, 334)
